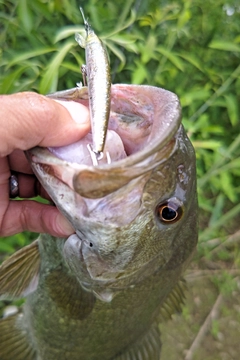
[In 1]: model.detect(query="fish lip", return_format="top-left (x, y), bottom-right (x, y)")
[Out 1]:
top-left (30, 84), bottom-right (181, 168)
top-left (28, 137), bottom-right (178, 200)
top-left (28, 84), bottom-right (181, 172)
top-left (46, 84), bottom-right (181, 168)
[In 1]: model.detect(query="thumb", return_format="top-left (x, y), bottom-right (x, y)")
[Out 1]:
top-left (0, 92), bottom-right (90, 156)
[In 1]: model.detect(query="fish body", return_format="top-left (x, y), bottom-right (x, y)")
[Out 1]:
top-left (75, 8), bottom-right (111, 156)
top-left (0, 84), bottom-right (198, 360)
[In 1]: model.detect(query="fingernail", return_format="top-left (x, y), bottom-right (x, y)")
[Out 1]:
top-left (56, 213), bottom-right (75, 235)
top-left (55, 100), bottom-right (89, 125)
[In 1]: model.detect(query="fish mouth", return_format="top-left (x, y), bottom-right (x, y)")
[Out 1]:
top-left (28, 84), bottom-right (181, 199)
top-left (26, 84), bottom-right (186, 296)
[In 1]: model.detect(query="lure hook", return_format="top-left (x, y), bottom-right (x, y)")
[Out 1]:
top-left (87, 144), bottom-right (111, 166)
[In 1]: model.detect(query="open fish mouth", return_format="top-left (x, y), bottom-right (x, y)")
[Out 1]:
top-left (27, 84), bottom-right (182, 230)
top-left (28, 84), bottom-right (181, 200)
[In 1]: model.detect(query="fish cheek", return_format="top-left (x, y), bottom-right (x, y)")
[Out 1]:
top-left (45, 269), bottom-right (96, 320)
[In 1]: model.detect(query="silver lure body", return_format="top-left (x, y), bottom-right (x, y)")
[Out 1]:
top-left (75, 9), bottom-right (111, 156)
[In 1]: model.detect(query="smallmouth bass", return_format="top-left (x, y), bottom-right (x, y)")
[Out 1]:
top-left (0, 84), bottom-right (198, 360)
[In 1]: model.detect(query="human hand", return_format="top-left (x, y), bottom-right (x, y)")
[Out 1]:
top-left (0, 92), bottom-right (90, 237)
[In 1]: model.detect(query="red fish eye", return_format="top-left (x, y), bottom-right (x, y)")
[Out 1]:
top-left (156, 201), bottom-right (183, 223)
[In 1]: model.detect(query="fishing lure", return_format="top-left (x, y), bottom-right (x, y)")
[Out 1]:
top-left (75, 7), bottom-right (111, 161)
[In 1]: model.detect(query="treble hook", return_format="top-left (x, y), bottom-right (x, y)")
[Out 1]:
top-left (87, 144), bottom-right (111, 166)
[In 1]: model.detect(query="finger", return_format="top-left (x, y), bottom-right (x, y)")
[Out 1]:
top-left (0, 157), bottom-right (11, 229)
top-left (0, 200), bottom-right (74, 237)
top-left (8, 151), bottom-right (55, 199)
top-left (0, 92), bottom-right (90, 156)
top-left (0, 156), bottom-right (71, 237)
top-left (17, 173), bottom-right (51, 200)
top-left (8, 150), bottom-right (33, 174)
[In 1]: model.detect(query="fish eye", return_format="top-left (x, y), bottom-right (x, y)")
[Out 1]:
top-left (156, 200), bottom-right (183, 224)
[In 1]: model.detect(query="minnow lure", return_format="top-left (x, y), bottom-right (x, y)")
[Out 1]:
top-left (75, 7), bottom-right (111, 160)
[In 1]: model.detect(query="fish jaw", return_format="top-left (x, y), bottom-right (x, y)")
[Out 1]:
top-left (27, 84), bottom-right (197, 297)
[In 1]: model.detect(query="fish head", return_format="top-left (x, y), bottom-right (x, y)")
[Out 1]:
top-left (27, 84), bottom-right (197, 301)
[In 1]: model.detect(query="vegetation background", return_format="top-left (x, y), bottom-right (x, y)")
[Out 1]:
top-left (0, 0), bottom-right (240, 359)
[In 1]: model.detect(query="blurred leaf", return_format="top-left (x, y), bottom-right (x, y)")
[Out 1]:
top-left (105, 40), bottom-right (126, 69)
top-left (209, 193), bottom-right (225, 227)
top-left (107, 34), bottom-right (138, 48)
top-left (104, 10), bottom-right (136, 38)
top-left (115, 0), bottom-right (135, 29)
top-left (220, 171), bottom-right (236, 202)
top-left (141, 34), bottom-right (157, 64)
top-left (0, 241), bottom-right (15, 254)
top-left (60, 61), bottom-right (82, 74)
top-left (7, 48), bottom-right (56, 68)
top-left (178, 52), bottom-right (204, 72)
top-left (0, 232), bottom-right (34, 256)
top-left (200, 202), bottom-right (240, 241)
top-left (235, 34), bottom-right (240, 43)
top-left (30, 0), bottom-right (52, 20)
top-left (139, 9), bottom-right (163, 29)
top-left (0, 66), bottom-right (30, 93)
top-left (54, 26), bottom-right (84, 43)
top-left (192, 140), bottom-right (221, 150)
top-left (39, 41), bottom-right (75, 94)
top-left (198, 157), bottom-right (240, 188)
top-left (156, 46), bottom-right (184, 71)
top-left (209, 40), bottom-right (240, 52)
top-left (131, 60), bottom-right (148, 84)
top-left (181, 89), bottom-right (211, 107)
top-left (18, 0), bottom-right (33, 32)
top-left (224, 94), bottom-right (239, 126)
top-left (68, 49), bottom-right (85, 69)
top-left (177, 3), bottom-right (191, 29)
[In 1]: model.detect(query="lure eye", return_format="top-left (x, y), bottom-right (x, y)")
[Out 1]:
top-left (156, 200), bottom-right (183, 224)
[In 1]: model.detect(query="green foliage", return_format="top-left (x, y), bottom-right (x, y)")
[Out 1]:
top-left (0, 232), bottom-right (36, 255)
top-left (211, 319), bottom-right (220, 339)
top-left (212, 271), bottom-right (238, 295)
top-left (0, 0), bottom-right (240, 267)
